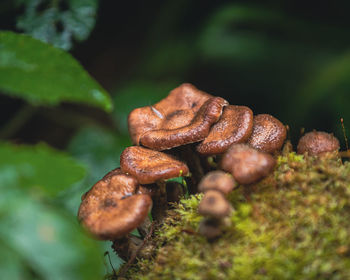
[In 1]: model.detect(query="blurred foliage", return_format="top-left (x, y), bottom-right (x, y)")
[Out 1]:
top-left (0, 141), bottom-right (85, 197)
top-left (0, 31), bottom-right (112, 111)
top-left (0, 142), bottom-right (104, 279)
top-left (16, 0), bottom-right (98, 50)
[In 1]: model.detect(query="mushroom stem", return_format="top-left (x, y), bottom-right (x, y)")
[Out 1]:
top-left (151, 181), bottom-right (168, 222)
top-left (111, 235), bottom-right (141, 261)
top-left (178, 144), bottom-right (205, 194)
top-left (137, 215), bottom-right (152, 238)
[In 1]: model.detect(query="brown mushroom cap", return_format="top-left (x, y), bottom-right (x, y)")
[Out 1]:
top-left (247, 114), bottom-right (287, 154)
top-left (78, 170), bottom-right (152, 240)
top-left (198, 170), bottom-right (236, 195)
top-left (197, 105), bottom-right (253, 155)
top-left (198, 190), bottom-right (232, 218)
top-left (128, 83), bottom-right (228, 150)
top-left (297, 131), bottom-right (340, 156)
top-left (120, 146), bottom-right (189, 184)
top-left (220, 144), bottom-right (276, 185)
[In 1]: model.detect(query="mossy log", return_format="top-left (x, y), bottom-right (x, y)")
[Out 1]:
top-left (113, 147), bottom-right (350, 279)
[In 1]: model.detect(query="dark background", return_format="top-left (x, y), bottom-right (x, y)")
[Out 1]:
top-left (2, 0), bottom-right (350, 150)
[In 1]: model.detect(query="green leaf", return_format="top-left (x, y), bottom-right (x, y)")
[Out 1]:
top-left (0, 189), bottom-right (104, 280)
top-left (66, 126), bottom-right (129, 212)
top-left (0, 31), bottom-right (112, 111)
top-left (0, 241), bottom-right (32, 280)
top-left (112, 81), bottom-right (177, 133)
top-left (16, 0), bottom-right (98, 50)
top-left (0, 141), bottom-right (86, 197)
top-left (68, 126), bottom-right (130, 185)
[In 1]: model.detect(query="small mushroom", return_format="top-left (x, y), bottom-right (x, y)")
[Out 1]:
top-left (198, 218), bottom-right (223, 240)
top-left (197, 105), bottom-right (253, 155)
top-left (297, 131), bottom-right (340, 156)
top-left (247, 114), bottom-right (287, 154)
top-left (198, 170), bottom-right (236, 195)
top-left (198, 190), bottom-right (232, 218)
top-left (220, 144), bottom-right (276, 185)
top-left (120, 146), bottom-right (189, 184)
top-left (128, 83), bottom-right (228, 151)
top-left (78, 170), bottom-right (152, 240)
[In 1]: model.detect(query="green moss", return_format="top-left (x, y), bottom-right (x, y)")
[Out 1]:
top-left (121, 150), bottom-right (350, 279)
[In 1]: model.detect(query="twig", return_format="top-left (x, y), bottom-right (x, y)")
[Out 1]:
top-left (118, 222), bottom-right (155, 278)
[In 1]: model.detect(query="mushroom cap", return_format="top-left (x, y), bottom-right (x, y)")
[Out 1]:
top-left (81, 168), bottom-right (138, 201)
top-left (247, 114), bottom-right (287, 154)
top-left (79, 194), bottom-right (152, 240)
top-left (128, 83), bottom-right (228, 150)
top-left (297, 131), bottom-right (340, 156)
top-left (220, 144), bottom-right (276, 185)
top-left (78, 170), bottom-right (152, 240)
top-left (198, 170), bottom-right (236, 195)
top-left (120, 146), bottom-right (189, 184)
top-left (197, 105), bottom-right (253, 155)
top-left (198, 190), bottom-right (232, 218)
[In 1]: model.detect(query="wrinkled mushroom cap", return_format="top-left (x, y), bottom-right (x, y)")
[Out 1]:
top-left (197, 105), bottom-right (253, 155)
top-left (248, 114), bottom-right (286, 154)
top-left (198, 170), bottom-right (236, 195)
top-left (220, 144), bottom-right (276, 185)
top-left (78, 170), bottom-right (152, 240)
top-left (198, 190), bottom-right (232, 218)
top-left (128, 83), bottom-right (228, 150)
top-left (120, 146), bottom-right (189, 184)
top-left (297, 131), bottom-right (340, 156)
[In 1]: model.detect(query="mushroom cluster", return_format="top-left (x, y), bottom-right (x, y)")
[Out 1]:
top-left (78, 83), bottom-right (340, 261)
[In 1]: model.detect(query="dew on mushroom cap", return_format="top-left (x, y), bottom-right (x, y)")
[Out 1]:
top-left (128, 83), bottom-right (228, 151)
top-left (120, 146), bottom-right (189, 184)
top-left (197, 105), bottom-right (253, 155)
top-left (247, 114), bottom-right (287, 154)
top-left (220, 144), bottom-right (276, 185)
top-left (78, 170), bottom-right (152, 240)
top-left (198, 190), bottom-right (232, 218)
top-left (297, 131), bottom-right (340, 156)
top-left (198, 170), bottom-right (236, 195)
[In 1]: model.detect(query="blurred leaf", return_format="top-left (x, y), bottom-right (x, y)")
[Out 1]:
top-left (0, 31), bottom-right (112, 111)
top-left (0, 188), bottom-right (104, 280)
top-left (289, 51), bottom-right (350, 132)
top-left (199, 4), bottom-right (346, 63)
top-left (69, 126), bottom-right (130, 185)
top-left (65, 126), bottom-right (130, 214)
top-left (0, 141), bottom-right (86, 197)
top-left (0, 242), bottom-right (32, 280)
top-left (16, 0), bottom-right (98, 50)
top-left (112, 81), bottom-right (177, 133)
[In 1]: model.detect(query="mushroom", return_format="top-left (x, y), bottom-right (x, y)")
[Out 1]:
top-left (198, 190), bottom-right (232, 218)
top-left (197, 105), bottom-right (253, 155)
top-left (128, 83), bottom-right (228, 151)
top-left (198, 218), bottom-right (223, 241)
top-left (247, 114), bottom-right (287, 154)
top-left (78, 169), bottom-right (152, 240)
top-left (220, 144), bottom-right (276, 185)
top-left (197, 189), bottom-right (233, 240)
top-left (198, 170), bottom-right (236, 195)
top-left (120, 146), bottom-right (189, 184)
top-left (120, 146), bottom-right (189, 221)
top-left (297, 131), bottom-right (340, 156)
